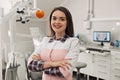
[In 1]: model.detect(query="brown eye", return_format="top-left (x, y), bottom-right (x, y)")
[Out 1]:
top-left (60, 17), bottom-right (66, 21)
top-left (61, 18), bottom-right (65, 21)
top-left (52, 16), bottom-right (56, 21)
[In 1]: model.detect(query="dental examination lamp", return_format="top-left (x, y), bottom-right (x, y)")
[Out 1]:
top-left (16, 7), bottom-right (44, 24)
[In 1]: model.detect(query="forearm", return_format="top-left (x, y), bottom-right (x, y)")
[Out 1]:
top-left (43, 60), bottom-right (62, 69)
top-left (28, 60), bottom-right (44, 72)
top-left (44, 67), bottom-right (64, 77)
top-left (27, 60), bottom-right (58, 71)
top-left (28, 60), bottom-right (64, 77)
top-left (43, 61), bottom-right (53, 69)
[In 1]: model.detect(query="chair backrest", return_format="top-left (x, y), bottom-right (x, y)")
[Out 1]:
top-left (24, 54), bottom-right (42, 80)
top-left (29, 72), bottom-right (42, 80)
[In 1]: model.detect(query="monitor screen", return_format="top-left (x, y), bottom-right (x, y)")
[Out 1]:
top-left (93, 31), bottom-right (111, 42)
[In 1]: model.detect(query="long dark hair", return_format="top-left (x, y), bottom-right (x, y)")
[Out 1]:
top-left (49, 6), bottom-right (74, 37)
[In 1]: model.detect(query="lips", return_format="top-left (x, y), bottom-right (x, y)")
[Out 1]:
top-left (54, 25), bottom-right (62, 29)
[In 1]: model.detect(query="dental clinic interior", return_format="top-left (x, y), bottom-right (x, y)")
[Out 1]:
top-left (0, 0), bottom-right (120, 80)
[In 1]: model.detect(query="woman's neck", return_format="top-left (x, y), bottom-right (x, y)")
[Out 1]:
top-left (55, 33), bottom-right (65, 40)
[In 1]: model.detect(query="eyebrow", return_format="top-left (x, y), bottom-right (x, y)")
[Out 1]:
top-left (52, 16), bottom-right (66, 18)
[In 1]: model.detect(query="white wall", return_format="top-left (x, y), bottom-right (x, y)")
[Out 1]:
top-left (61, 0), bottom-right (120, 44)
top-left (0, 1), bottom-right (11, 15)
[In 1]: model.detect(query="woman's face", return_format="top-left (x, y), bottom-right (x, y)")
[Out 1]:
top-left (51, 10), bottom-right (67, 35)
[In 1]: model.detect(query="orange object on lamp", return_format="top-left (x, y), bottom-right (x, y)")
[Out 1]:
top-left (36, 10), bottom-right (44, 18)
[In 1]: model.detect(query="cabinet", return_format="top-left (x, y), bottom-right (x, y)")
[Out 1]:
top-left (111, 50), bottom-right (120, 80)
top-left (78, 47), bottom-right (120, 80)
top-left (94, 54), bottom-right (111, 80)
top-left (78, 52), bottom-right (94, 76)
top-left (78, 51), bottom-right (111, 80)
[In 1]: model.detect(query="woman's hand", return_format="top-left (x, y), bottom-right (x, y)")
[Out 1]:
top-left (32, 54), bottom-right (41, 60)
top-left (51, 58), bottom-right (72, 70)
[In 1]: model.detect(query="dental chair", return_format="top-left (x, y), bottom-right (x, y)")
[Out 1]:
top-left (25, 56), bottom-right (42, 80)
top-left (75, 62), bottom-right (87, 80)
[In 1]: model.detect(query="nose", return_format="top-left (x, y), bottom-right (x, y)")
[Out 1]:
top-left (55, 19), bottom-right (60, 23)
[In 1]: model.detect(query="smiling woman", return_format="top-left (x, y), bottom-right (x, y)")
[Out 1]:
top-left (28, 6), bottom-right (80, 80)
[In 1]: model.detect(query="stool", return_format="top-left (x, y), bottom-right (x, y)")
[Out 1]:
top-left (75, 62), bottom-right (87, 80)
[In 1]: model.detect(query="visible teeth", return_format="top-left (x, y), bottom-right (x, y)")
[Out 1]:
top-left (55, 26), bottom-right (60, 28)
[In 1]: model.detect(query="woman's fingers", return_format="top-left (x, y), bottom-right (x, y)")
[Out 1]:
top-left (59, 60), bottom-right (72, 69)
top-left (64, 61), bottom-right (72, 66)
top-left (63, 59), bottom-right (72, 66)
top-left (60, 66), bottom-right (66, 71)
top-left (32, 54), bottom-right (41, 60)
top-left (60, 63), bottom-right (71, 70)
top-left (51, 59), bottom-right (72, 68)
